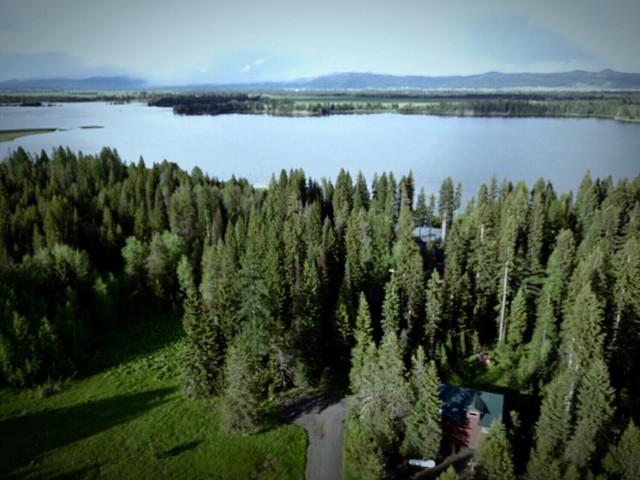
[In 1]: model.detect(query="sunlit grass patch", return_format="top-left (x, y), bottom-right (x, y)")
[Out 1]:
top-left (0, 128), bottom-right (56, 142)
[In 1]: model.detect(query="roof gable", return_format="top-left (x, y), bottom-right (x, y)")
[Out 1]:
top-left (438, 384), bottom-right (504, 427)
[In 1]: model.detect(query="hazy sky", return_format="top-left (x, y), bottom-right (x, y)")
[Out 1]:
top-left (0, 0), bottom-right (638, 84)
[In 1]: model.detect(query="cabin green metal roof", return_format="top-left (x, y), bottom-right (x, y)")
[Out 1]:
top-left (438, 384), bottom-right (504, 428)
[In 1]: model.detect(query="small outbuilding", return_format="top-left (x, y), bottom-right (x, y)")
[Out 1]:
top-left (438, 384), bottom-right (504, 449)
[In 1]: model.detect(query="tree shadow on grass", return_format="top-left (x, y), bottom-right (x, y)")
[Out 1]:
top-left (159, 440), bottom-right (203, 459)
top-left (85, 307), bottom-right (183, 377)
top-left (38, 464), bottom-right (101, 480)
top-left (0, 387), bottom-right (176, 478)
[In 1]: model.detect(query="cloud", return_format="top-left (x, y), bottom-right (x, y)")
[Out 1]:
top-left (242, 59), bottom-right (265, 73)
top-left (2, 0), bottom-right (638, 83)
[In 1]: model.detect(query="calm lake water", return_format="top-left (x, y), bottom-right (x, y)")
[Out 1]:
top-left (2, 102), bottom-right (639, 203)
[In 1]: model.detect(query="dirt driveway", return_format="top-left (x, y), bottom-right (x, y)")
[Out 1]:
top-left (284, 395), bottom-right (349, 480)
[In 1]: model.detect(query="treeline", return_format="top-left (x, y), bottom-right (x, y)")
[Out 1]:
top-left (149, 93), bottom-right (272, 115)
top-left (0, 147), bottom-right (254, 384)
top-left (433, 171), bottom-right (640, 479)
top-left (344, 170), bottom-right (640, 478)
top-left (1, 147), bottom-right (639, 478)
top-left (147, 92), bottom-right (640, 121)
top-left (0, 94), bottom-right (142, 106)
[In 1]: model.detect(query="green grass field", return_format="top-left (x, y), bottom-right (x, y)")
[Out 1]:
top-left (0, 312), bottom-right (307, 480)
top-left (0, 129), bottom-right (56, 142)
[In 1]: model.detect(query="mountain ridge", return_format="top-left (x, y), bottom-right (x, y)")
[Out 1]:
top-left (0, 76), bottom-right (146, 91)
top-left (2, 70), bottom-right (640, 91)
top-left (170, 69), bottom-right (640, 90)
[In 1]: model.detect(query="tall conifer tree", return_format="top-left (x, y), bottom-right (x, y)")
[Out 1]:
top-left (474, 421), bottom-right (515, 480)
top-left (564, 357), bottom-right (614, 467)
top-left (401, 347), bottom-right (442, 459)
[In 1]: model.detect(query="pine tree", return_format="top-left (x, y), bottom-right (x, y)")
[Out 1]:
top-left (333, 290), bottom-right (353, 368)
top-left (562, 463), bottom-right (580, 480)
top-left (527, 186), bottom-right (546, 276)
top-left (526, 290), bottom-right (557, 381)
top-left (381, 278), bottom-right (401, 336)
top-left (237, 245), bottom-right (270, 324)
top-left (544, 229), bottom-right (576, 313)
top-left (216, 239), bottom-right (240, 343)
top-left (332, 169), bottom-right (353, 235)
top-left (133, 201), bottom-right (149, 241)
top-left (438, 465), bottom-right (459, 480)
top-left (405, 170), bottom-right (415, 209)
top-left (401, 347), bottom-right (442, 460)
top-left (354, 170), bottom-right (370, 212)
top-left (611, 237), bottom-right (640, 349)
top-left (367, 207), bottom-right (393, 285)
top-left (574, 170), bottom-right (599, 241)
top-left (564, 357), bottom-right (614, 467)
top-left (169, 179), bottom-right (196, 245)
top-left (507, 288), bottom-right (528, 347)
top-left (283, 191), bottom-right (305, 304)
top-left (388, 172), bottom-right (399, 223)
top-left (295, 254), bottom-right (322, 381)
top-left (533, 369), bottom-right (572, 456)
top-left (182, 285), bottom-right (223, 397)
top-left (415, 187), bottom-right (428, 237)
top-left (474, 421), bottom-right (515, 480)
top-left (424, 271), bottom-right (443, 358)
top-left (560, 282), bottom-right (604, 383)
top-left (526, 448), bottom-right (562, 480)
top-left (439, 177), bottom-right (459, 245)
top-left (470, 206), bottom-right (498, 333)
top-left (344, 416), bottom-right (386, 480)
top-left (613, 419), bottom-right (640, 480)
top-left (350, 293), bottom-right (374, 396)
top-left (264, 220), bottom-right (289, 328)
top-left (345, 209), bottom-right (364, 294)
top-left (181, 285), bottom-right (202, 376)
top-left (222, 336), bottom-right (262, 436)
top-left (427, 194), bottom-right (436, 240)
top-left (368, 330), bottom-right (410, 453)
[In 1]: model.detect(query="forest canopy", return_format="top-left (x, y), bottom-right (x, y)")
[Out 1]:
top-left (1, 146), bottom-right (639, 478)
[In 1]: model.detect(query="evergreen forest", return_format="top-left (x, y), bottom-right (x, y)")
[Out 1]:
top-left (1, 146), bottom-right (639, 479)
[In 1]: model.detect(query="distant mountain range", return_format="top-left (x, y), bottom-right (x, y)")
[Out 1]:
top-left (281, 70), bottom-right (640, 90)
top-left (2, 70), bottom-right (640, 91)
top-left (0, 76), bottom-right (146, 91)
top-left (209, 70), bottom-right (640, 90)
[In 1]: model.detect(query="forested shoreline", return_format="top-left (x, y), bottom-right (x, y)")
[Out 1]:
top-left (147, 92), bottom-right (640, 121)
top-left (1, 147), bottom-right (639, 479)
top-left (3, 90), bottom-right (640, 122)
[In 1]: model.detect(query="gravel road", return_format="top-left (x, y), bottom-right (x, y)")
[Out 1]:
top-left (284, 395), bottom-right (349, 480)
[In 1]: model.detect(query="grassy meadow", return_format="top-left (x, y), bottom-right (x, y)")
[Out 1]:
top-left (0, 129), bottom-right (56, 142)
top-left (0, 311), bottom-right (307, 480)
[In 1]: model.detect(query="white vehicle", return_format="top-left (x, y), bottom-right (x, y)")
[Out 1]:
top-left (408, 459), bottom-right (435, 468)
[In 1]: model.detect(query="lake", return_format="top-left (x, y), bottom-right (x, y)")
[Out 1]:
top-left (2, 102), bottom-right (639, 204)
